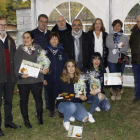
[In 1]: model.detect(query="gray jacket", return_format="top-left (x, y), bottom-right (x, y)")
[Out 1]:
top-left (14, 44), bottom-right (44, 84)
top-left (106, 33), bottom-right (129, 63)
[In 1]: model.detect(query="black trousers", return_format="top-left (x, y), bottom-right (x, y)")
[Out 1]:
top-left (46, 82), bottom-right (55, 112)
top-left (18, 82), bottom-right (43, 118)
top-left (0, 74), bottom-right (14, 126)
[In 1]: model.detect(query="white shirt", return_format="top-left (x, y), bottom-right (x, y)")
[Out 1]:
top-left (93, 31), bottom-right (103, 56)
top-left (38, 28), bottom-right (47, 34)
top-left (0, 33), bottom-right (7, 43)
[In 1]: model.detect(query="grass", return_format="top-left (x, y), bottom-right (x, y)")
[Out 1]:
top-left (1, 87), bottom-right (140, 140)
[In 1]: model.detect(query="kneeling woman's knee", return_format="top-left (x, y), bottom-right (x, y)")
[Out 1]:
top-left (98, 93), bottom-right (105, 100)
top-left (67, 103), bottom-right (77, 113)
top-left (104, 103), bottom-right (111, 111)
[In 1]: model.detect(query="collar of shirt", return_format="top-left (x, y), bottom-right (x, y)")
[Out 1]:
top-left (38, 28), bottom-right (47, 34)
top-left (0, 33), bottom-right (7, 43)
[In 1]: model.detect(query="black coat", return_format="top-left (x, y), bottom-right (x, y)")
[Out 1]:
top-left (87, 30), bottom-right (108, 68)
top-left (61, 31), bottom-right (94, 70)
top-left (51, 23), bottom-right (72, 43)
top-left (130, 24), bottom-right (140, 64)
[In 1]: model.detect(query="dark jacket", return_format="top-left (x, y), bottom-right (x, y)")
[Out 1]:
top-left (130, 25), bottom-right (140, 64)
top-left (87, 30), bottom-right (108, 68)
top-left (54, 78), bottom-right (83, 107)
top-left (0, 34), bottom-right (16, 83)
top-left (44, 49), bottom-right (68, 83)
top-left (61, 31), bottom-right (94, 69)
top-left (51, 23), bottom-right (72, 43)
top-left (14, 44), bottom-right (44, 84)
top-left (31, 28), bottom-right (51, 50)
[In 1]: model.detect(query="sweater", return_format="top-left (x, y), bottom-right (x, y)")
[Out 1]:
top-left (31, 28), bottom-right (51, 50)
top-left (44, 48), bottom-right (68, 83)
top-left (14, 44), bottom-right (44, 84)
top-left (54, 78), bottom-right (83, 107)
top-left (106, 33), bottom-right (129, 63)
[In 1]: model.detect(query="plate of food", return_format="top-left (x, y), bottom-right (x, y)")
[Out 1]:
top-left (56, 92), bottom-right (75, 102)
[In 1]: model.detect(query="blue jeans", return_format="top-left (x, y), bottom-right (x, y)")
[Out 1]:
top-left (107, 61), bottom-right (125, 89)
top-left (132, 64), bottom-right (140, 98)
top-left (58, 102), bottom-right (88, 122)
top-left (87, 94), bottom-right (110, 114)
top-left (44, 85), bottom-right (49, 108)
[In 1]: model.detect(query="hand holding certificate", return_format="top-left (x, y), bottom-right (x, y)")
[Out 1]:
top-left (19, 60), bottom-right (41, 78)
top-left (104, 73), bottom-right (122, 85)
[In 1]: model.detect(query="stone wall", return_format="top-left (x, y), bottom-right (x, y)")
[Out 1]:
top-left (16, 7), bottom-right (32, 46)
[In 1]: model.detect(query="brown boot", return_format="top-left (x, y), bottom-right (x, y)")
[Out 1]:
top-left (115, 94), bottom-right (121, 100)
top-left (110, 88), bottom-right (117, 101)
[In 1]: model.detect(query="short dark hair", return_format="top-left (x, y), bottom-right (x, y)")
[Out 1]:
top-left (23, 31), bottom-right (34, 39)
top-left (49, 32), bottom-right (60, 41)
top-left (38, 14), bottom-right (48, 21)
top-left (112, 19), bottom-right (123, 28)
top-left (0, 16), bottom-right (7, 23)
top-left (90, 52), bottom-right (104, 71)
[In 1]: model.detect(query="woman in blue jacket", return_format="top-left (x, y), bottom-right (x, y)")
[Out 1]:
top-left (54, 60), bottom-right (89, 131)
top-left (44, 32), bottom-right (68, 117)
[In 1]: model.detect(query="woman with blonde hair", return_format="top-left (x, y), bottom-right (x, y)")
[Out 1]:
top-left (88, 18), bottom-right (108, 68)
top-left (54, 59), bottom-right (89, 131)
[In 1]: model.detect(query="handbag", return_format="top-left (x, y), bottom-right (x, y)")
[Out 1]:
top-left (118, 53), bottom-right (129, 64)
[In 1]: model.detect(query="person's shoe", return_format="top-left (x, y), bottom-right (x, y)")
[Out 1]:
top-left (5, 122), bottom-right (21, 129)
top-left (49, 111), bottom-right (54, 117)
top-left (58, 112), bottom-right (64, 118)
top-left (63, 121), bottom-right (70, 131)
top-left (115, 94), bottom-right (121, 100)
top-left (95, 107), bottom-right (101, 112)
top-left (34, 110), bottom-right (37, 117)
top-left (133, 97), bottom-right (140, 103)
top-left (69, 117), bottom-right (75, 122)
top-left (24, 119), bottom-right (32, 128)
top-left (88, 112), bottom-right (95, 123)
top-left (0, 129), bottom-right (4, 137)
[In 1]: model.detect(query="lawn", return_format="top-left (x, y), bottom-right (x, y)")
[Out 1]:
top-left (1, 87), bottom-right (140, 140)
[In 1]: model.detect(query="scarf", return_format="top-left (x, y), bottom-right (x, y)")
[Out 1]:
top-left (113, 29), bottom-right (123, 44)
top-left (71, 30), bottom-right (82, 62)
top-left (23, 45), bottom-right (35, 55)
top-left (47, 43), bottom-right (64, 55)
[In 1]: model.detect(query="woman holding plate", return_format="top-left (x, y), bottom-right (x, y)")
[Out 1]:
top-left (54, 59), bottom-right (89, 131)
top-left (14, 31), bottom-right (49, 128)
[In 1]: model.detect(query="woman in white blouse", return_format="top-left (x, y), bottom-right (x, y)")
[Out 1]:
top-left (88, 18), bottom-right (108, 68)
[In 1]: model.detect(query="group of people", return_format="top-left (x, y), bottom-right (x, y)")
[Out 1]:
top-left (0, 13), bottom-right (140, 137)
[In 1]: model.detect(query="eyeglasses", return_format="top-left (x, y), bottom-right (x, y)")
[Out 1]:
top-left (0, 24), bottom-right (7, 27)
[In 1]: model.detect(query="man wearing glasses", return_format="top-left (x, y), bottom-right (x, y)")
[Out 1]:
top-left (31, 14), bottom-right (50, 114)
top-left (0, 17), bottom-right (21, 137)
top-left (130, 15), bottom-right (140, 103)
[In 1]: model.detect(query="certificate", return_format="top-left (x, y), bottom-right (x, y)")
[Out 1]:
top-left (19, 60), bottom-right (41, 78)
top-left (67, 125), bottom-right (83, 138)
top-left (104, 73), bottom-right (122, 85)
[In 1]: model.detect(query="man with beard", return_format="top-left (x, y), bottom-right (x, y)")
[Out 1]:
top-left (51, 15), bottom-right (72, 43)
top-left (61, 19), bottom-right (94, 70)
top-left (0, 17), bottom-right (21, 137)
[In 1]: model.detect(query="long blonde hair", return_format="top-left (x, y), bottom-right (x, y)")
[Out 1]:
top-left (60, 59), bottom-right (81, 84)
top-left (89, 18), bottom-right (105, 32)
